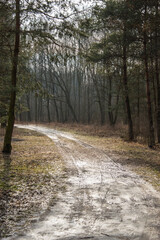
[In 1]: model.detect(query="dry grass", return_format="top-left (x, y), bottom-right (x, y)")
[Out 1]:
top-left (47, 123), bottom-right (160, 192)
top-left (0, 122), bottom-right (159, 237)
top-left (0, 127), bottom-right (66, 238)
top-left (41, 122), bottom-right (127, 138)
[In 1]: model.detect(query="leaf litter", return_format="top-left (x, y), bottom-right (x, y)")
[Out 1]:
top-left (10, 124), bottom-right (160, 240)
top-left (0, 124), bottom-right (160, 240)
top-left (0, 128), bottom-right (66, 239)
top-left (48, 123), bottom-right (160, 192)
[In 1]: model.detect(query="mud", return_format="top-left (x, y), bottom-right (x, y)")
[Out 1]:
top-left (8, 124), bottom-right (160, 240)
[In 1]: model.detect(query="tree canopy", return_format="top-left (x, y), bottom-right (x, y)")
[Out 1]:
top-left (0, 0), bottom-right (160, 152)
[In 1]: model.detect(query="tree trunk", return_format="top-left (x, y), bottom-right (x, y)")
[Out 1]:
top-left (143, 4), bottom-right (155, 147)
top-left (155, 0), bottom-right (160, 142)
top-left (108, 77), bottom-right (114, 125)
top-left (122, 28), bottom-right (134, 140)
top-left (3, 0), bottom-right (20, 154)
top-left (65, 91), bottom-right (78, 122)
top-left (92, 72), bottom-right (105, 125)
top-left (60, 100), bottom-right (64, 123)
top-left (47, 98), bottom-right (51, 123)
top-left (35, 93), bottom-right (38, 122)
top-left (137, 77), bottom-right (140, 134)
top-left (113, 92), bottom-right (119, 125)
top-left (38, 97), bottom-right (42, 122)
top-left (150, 55), bottom-right (157, 137)
top-left (26, 95), bottom-right (31, 122)
top-left (44, 60), bottom-right (51, 123)
top-left (53, 97), bottom-right (59, 122)
top-left (87, 84), bottom-right (91, 124)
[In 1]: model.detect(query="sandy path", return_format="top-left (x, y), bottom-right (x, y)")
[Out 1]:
top-left (13, 125), bottom-right (160, 240)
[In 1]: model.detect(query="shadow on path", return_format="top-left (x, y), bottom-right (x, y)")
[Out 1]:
top-left (0, 154), bottom-right (12, 237)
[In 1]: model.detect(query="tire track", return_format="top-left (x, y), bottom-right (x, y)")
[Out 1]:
top-left (14, 124), bottom-right (160, 240)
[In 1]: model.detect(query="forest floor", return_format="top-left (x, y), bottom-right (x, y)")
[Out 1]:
top-left (46, 123), bottom-right (160, 192)
top-left (0, 123), bottom-right (160, 240)
top-left (0, 127), bottom-right (66, 239)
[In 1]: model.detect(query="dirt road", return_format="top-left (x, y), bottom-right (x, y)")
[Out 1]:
top-left (14, 125), bottom-right (160, 240)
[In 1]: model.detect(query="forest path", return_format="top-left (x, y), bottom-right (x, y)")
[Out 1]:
top-left (15, 124), bottom-right (160, 240)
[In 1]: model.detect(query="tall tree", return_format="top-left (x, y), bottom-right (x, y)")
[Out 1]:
top-left (2, 0), bottom-right (53, 153)
top-left (82, 0), bottom-right (135, 138)
top-left (0, 1), bottom-right (12, 127)
top-left (143, 1), bottom-right (155, 147)
top-left (155, 0), bottom-right (160, 142)
top-left (3, 0), bottom-right (20, 153)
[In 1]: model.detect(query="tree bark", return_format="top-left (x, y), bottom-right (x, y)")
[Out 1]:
top-left (3, 0), bottom-right (20, 154)
top-left (108, 77), bottom-right (114, 126)
top-left (26, 95), bottom-right (31, 122)
top-left (35, 93), bottom-right (38, 122)
top-left (143, 4), bottom-right (155, 147)
top-left (87, 84), bottom-right (91, 124)
top-left (122, 27), bottom-right (134, 140)
top-left (137, 76), bottom-right (140, 134)
top-left (155, 0), bottom-right (160, 142)
top-left (92, 71), bottom-right (105, 125)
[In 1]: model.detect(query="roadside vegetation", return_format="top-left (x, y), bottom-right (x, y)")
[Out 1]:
top-left (0, 127), bottom-right (66, 238)
top-left (0, 123), bottom-right (160, 237)
top-left (1, 1), bottom-right (160, 154)
top-left (48, 123), bottom-right (160, 192)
